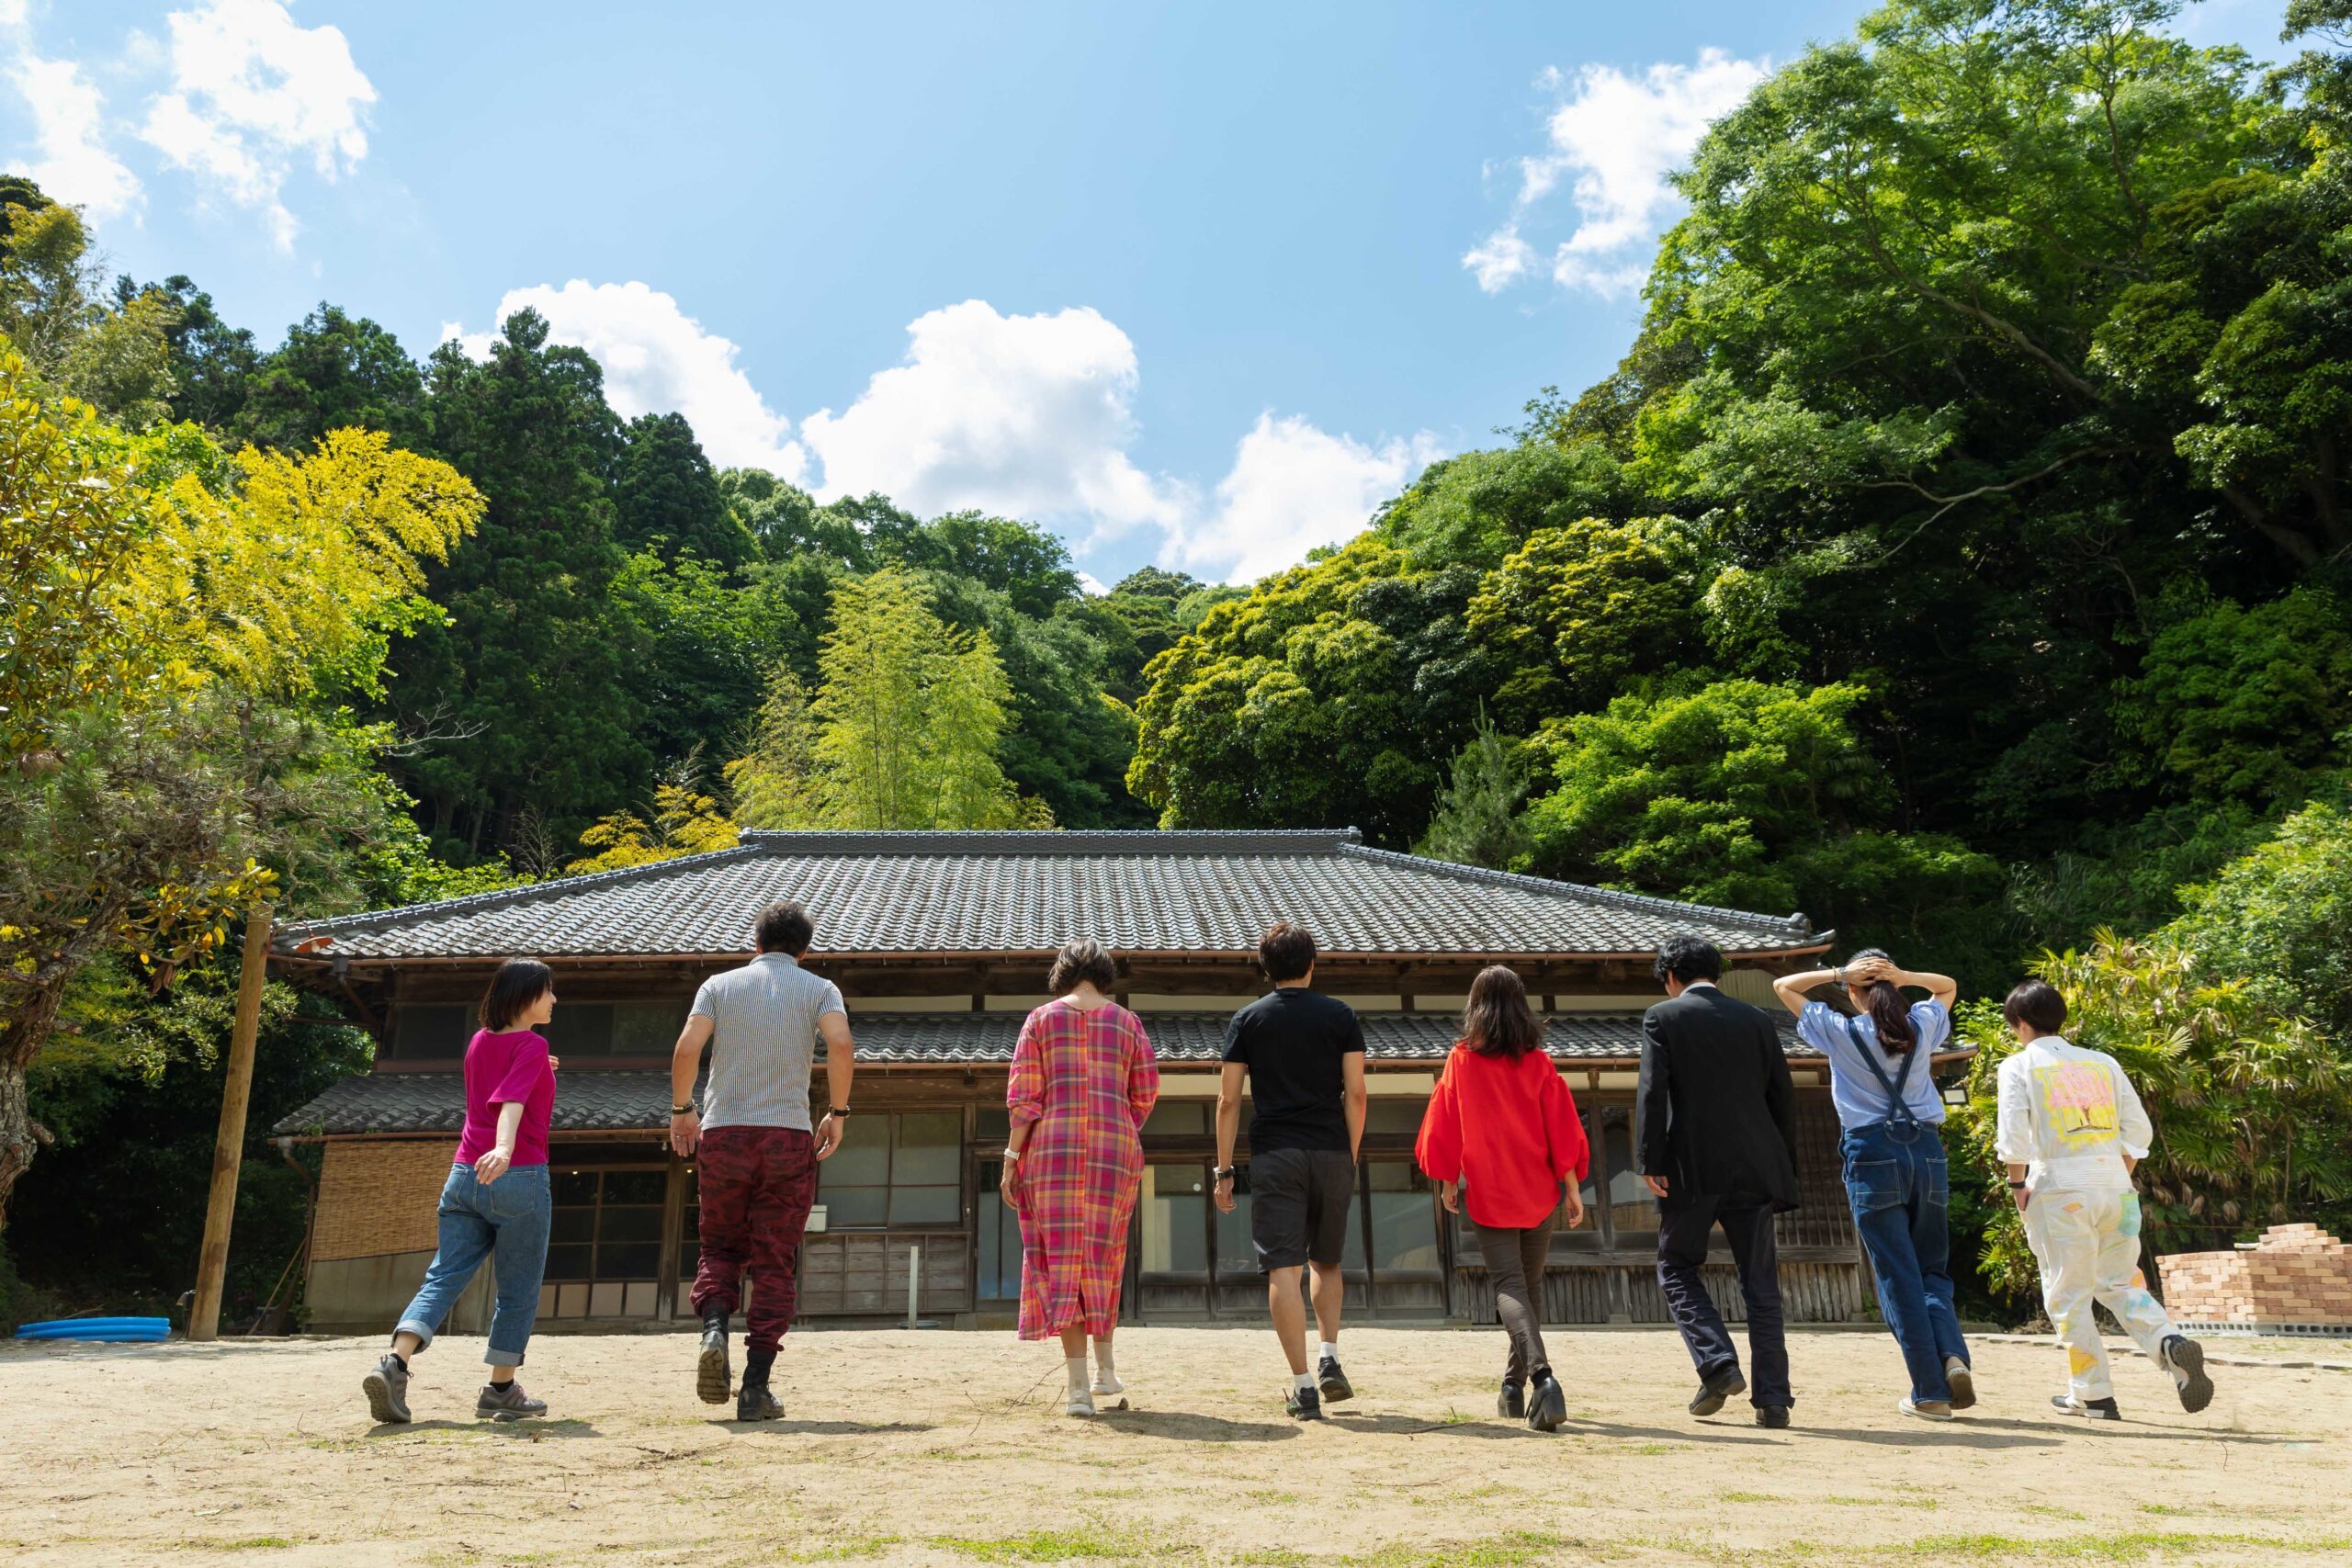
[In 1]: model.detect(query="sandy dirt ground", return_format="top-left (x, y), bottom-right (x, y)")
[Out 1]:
top-left (2, 1325), bottom-right (2346, 1567)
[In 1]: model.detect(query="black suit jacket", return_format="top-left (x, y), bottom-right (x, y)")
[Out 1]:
top-left (1634, 986), bottom-right (1800, 1213)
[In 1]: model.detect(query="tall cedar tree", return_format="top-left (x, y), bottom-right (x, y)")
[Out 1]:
top-left (393, 310), bottom-right (648, 855)
top-left (616, 411), bottom-right (755, 570)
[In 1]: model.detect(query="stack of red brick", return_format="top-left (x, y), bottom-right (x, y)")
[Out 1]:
top-left (2156, 1223), bottom-right (2352, 1328)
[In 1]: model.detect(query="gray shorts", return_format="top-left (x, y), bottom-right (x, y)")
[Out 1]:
top-left (1249, 1148), bottom-right (1357, 1271)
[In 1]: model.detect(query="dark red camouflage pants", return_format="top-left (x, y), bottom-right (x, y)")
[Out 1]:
top-left (690, 1126), bottom-right (818, 1353)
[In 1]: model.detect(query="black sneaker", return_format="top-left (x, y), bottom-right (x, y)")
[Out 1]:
top-left (2052, 1393), bottom-right (2121, 1421)
top-left (362, 1352), bottom-right (411, 1425)
top-left (2161, 1336), bottom-right (2214, 1415)
top-left (1285, 1383), bottom-right (1324, 1421)
top-left (736, 1379), bottom-right (783, 1422)
top-left (696, 1318), bottom-right (731, 1405)
top-left (1317, 1354), bottom-right (1354, 1404)
top-left (1756, 1405), bottom-right (1791, 1430)
top-left (1688, 1364), bottom-right (1747, 1417)
top-left (1526, 1372), bottom-right (1566, 1434)
top-left (1498, 1381), bottom-right (1526, 1419)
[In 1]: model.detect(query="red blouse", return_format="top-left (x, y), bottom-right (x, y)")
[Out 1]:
top-left (1415, 1043), bottom-right (1589, 1229)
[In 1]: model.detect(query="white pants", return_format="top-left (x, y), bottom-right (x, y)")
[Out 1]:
top-left (2022, 1188), bottom-right (2177, 1401)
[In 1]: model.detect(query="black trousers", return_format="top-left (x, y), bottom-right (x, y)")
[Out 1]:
top-left (1475, 1206), bottom-right (1559, 1385)
top-left (1655, 1197), bottom-right (1791, 1409)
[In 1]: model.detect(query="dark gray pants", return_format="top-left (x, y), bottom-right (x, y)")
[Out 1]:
top-left (1476, 1206), bottom-right (1558, 1384)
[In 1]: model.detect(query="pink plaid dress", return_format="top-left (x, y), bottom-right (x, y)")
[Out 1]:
top-left (1009, 998), bottom-right (1159, 1339)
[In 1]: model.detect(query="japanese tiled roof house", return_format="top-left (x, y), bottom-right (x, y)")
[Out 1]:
top-left (271, 829), bottom-right (1923, 1334)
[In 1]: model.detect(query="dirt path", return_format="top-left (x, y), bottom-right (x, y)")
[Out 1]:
top-left (2, 1326), bottom-right (2344, 1566)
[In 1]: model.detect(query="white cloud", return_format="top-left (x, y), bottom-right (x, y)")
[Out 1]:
top-left (800, 299), bottom-right (1187, 533)
top-left (446, 288), bottom-right (1439, 585)
top-left (1170, 413), bottom-right (1446, 584)
top-left (1076, 570), bottom-right (1109, 596)
top-left (442, 281), bottom-right (807, 479)
top-left (1466, 48), bottom-right (1766, 299)
top-left (1462, 224), bottom-right (1535, 293)
top-left (7, 52), bottom-right (141, 220)
top-left (0, 2), bottom-right (29, 30)
top-left (136, 0), bottom-right (374, 251)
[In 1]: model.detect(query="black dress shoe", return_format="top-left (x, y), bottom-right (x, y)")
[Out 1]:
top-left (1527, 1373), bottom-right (1566, 1434)
top-left (1498, 1381), bottom-right (1526, 1419)
top-left (1689, 1365), bottom-right (1747, 1416)
top-left (1756, 1405), bottom-right (1791, 1429)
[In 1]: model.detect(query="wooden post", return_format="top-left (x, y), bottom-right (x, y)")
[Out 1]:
top-left (189, 905), bottom-right (272, 1342)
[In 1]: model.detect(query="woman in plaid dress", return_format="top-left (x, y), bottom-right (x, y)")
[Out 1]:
top-left (1001, 938), bottom-right (1159, 1415)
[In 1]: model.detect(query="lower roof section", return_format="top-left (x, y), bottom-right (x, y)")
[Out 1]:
top-left (274, 1010), bottom-right (1826, 1137)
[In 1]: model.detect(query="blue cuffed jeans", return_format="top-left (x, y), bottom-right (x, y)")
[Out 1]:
top-left (394, 1161), bottom-right (551, 1367)
top-left (1841, 1120), bottom-right (1968, 1404)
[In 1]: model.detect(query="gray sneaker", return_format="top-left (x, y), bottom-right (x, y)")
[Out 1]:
top-left (2161, 1335), bottom-right (2214, 1414)
top-left (362, 1352), bottom-right (411, 1425)
top-left (476, 1381), bottom-right (548, 1421)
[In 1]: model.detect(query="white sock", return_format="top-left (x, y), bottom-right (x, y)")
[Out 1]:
top-left (1318, 1341), bottom-right (1340, 1365)
top-left (1066, 1356), bottom-right (1089, 1395)
top-left (1293, 1370), bottom-right (1317, 1393)
top-left (1093, 1343), bottom-right (1118, 1381)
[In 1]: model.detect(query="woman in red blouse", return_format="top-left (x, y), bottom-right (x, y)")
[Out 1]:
top-left (1416, 964), bottom-right (1589, 1432)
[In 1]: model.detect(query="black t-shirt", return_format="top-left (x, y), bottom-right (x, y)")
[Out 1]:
top-left (1221, 987), bottom-right (1365, 1154)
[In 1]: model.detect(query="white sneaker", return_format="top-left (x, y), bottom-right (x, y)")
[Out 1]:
top-left (1091, 1371), bottom-right (1128, 1410)
top-left (1064, 1387), bottom-right (1097, 1417)
top-left (1899, 1395), bottom-right (1954, 1422)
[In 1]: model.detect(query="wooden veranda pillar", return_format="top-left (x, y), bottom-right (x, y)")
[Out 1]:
top-left (189, 905), bottom-right (272, 1342)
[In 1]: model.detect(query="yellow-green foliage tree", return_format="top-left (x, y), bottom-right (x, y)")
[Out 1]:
top-left (0, 353), bottom-right (482, 1221)
top-left (567, 771), bottom-right (741, 874)
top-left (730, 567), bottom-right (1046, 831)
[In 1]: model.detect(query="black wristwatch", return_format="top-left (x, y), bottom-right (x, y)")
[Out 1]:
top-left (827, 1105), bottom-right (853, 1118)
top-left (1213, 1166), bottom-right (1237, 1181)
top-left (671, 1101), bottom-right (696, 1115)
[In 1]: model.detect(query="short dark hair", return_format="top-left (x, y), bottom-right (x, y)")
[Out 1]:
top-left (479, 957), bottom-right (554, 1033)
top-left (1259, 919), bottom-right (1317, 982)
top-left (1047, 937), bottom-right (1119, 994)
top-left (1463, 964), bottom-right (1543, 1059)
top-left (754, 900), bottom-right (814, 955)
top-left (1653, 935), bottom-right (1722, 986)
top-left (2003, 979), bottom-right (2067, 1035)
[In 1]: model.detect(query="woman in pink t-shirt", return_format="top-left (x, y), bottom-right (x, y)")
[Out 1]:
top-left (362, 959), bottom-right (560, 1426)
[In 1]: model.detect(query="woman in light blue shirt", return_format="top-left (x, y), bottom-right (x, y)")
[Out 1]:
top-left (1773, 948), bottom-right (1973, 1422)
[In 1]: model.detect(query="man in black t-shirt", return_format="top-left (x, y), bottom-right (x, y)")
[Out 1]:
top-left (1215, 920), bottom-right (1368, 1420)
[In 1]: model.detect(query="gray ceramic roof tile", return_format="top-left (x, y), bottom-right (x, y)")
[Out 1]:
top-left (274, 829), bottom-right (1821, 963)
top-left (271, 1010), bottom-right (1819, 1135)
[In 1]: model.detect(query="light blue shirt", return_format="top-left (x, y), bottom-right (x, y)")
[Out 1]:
top-left (1798, 999), bottom-right (1951, 1131)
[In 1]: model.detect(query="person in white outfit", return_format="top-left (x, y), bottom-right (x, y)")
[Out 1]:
top-left (1994, 980), bottom-right (2214, 1421)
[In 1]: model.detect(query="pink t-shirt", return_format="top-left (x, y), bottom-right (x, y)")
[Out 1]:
top-left (454, 1028), bottom-right (556, 1168)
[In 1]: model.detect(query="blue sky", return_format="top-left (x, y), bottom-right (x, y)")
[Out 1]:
top-left (2, 0), bottom-right (2295, 586)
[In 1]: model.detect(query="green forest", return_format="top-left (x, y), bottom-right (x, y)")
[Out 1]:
top-left (5, 0), bottom-right (2351, 1323)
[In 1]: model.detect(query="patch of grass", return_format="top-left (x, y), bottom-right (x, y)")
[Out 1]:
top-left (782, 1541), bottom-right (904, 1563)
top-left (927, 1526), bottom-right (1171, 1563)
top-left (2018, 1505), bottom-right (2089, 1522)
top-left (1821, 1495), bottom-right (1939, 1510)
top-left (1621, 1441), bottom-right (1680, 1455)
top-left (1231, 1553), bottom-right (1311, 1567)
top-left (1719, 1492), bottom-right (1781, 1504)
top-left (922, 1446), bottom-right (996, 1462)
top-left (1241, 1490), bottom-right (1302, 1506)
top-left (1340, 1531), bottom-right (1575, 1568)
top-left (186, 1540), bottom-right (293, 1552)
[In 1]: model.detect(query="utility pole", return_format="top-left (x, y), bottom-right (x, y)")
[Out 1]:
top-left (189, 905), bottom-right (272, 1342)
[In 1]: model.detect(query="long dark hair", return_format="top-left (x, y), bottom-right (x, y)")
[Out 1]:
top-left (479, 958), bottom-right (554, 1033)
top-left (1462, 964), bottom-right (1543, 1059)
top-left (1848, 947), bottom-right (1917, 1055)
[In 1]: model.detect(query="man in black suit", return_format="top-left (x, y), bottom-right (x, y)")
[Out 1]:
top-left (1635, 934), bottom-right (1800, 1427)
